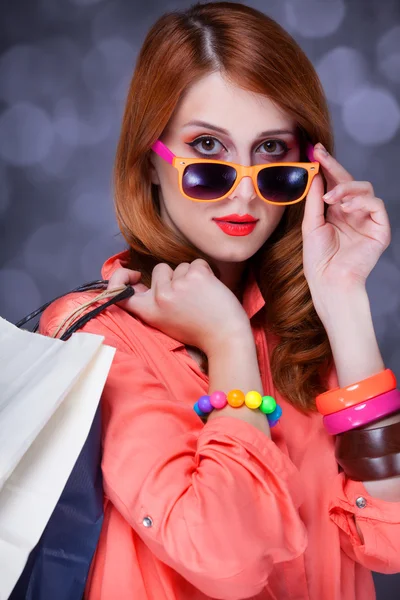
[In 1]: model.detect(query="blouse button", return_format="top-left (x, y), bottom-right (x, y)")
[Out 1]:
top-left (355, 496), bottom-right (367, 509)
top-left (142, 516), bottom-right (153, 527)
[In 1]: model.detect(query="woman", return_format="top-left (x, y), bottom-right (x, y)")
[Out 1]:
top-left (39, 2), bottom-right (400, 599)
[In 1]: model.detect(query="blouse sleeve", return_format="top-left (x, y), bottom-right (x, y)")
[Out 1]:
top-left (40, 301), bottom-right (307, 600)
top-left (329, 472), bottom-right (400, 574)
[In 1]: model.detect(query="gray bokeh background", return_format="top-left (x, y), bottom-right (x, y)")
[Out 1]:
top-left (1, 0), bottom-right (400, 597)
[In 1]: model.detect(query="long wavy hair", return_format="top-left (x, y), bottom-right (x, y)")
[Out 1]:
top-left (114, 1), bottom-right (335, 413)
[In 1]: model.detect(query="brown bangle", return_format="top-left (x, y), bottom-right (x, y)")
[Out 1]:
top-left (335, 418), bottom-right (400, 460)
top-left (335, 452), bottom-right (400, 481)
top-left (335, 419), bottom-right (400, 481)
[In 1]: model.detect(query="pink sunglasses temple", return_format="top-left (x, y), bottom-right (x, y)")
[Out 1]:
top-left (306, 144), bottom-right (315, 162)
top-left (151, 139), bottom-right (317, 163)
top-left (151, 140), bottom-right (175, 164)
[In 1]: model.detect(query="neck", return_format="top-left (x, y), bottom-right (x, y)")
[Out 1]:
top-left (214, 261), bottom-right (248, 301)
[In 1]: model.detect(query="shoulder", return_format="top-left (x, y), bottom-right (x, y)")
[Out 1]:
top-left (38, 291), bottom-right (100, 338)
top-left (37, 288), bottom-right (174, 362)
top-left (38, 289), bottom-right (138, 354)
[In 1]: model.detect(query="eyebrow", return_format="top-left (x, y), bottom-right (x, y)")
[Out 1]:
top-left (182, 119), bottom-right (296, 138)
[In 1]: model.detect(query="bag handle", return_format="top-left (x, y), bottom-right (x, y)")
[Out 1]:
top-left (15, 280), bottom-right (135, 341)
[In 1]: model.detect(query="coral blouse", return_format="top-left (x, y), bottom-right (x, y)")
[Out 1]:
top-left (39, 250), bottom-right (400, 600)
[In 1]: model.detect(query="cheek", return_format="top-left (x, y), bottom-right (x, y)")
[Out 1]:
top-left (261, 205), bottom-right (286, 229)
top-left (167, 196), bottom-right (205, 227)
top-left (158, 170), bottom-right (204, 228)
top-left (161, 165), bottom-right (180, 193)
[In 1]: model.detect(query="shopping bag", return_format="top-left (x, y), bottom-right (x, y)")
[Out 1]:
top-left (8, 404), bottom-right (103, 600)
top-left (0, 317), bottom-right (116, 600)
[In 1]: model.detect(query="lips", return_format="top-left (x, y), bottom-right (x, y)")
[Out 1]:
top-left (213, 213), bottom-right (258, 224)
top-left (214, 220), bottom-right (258, 237)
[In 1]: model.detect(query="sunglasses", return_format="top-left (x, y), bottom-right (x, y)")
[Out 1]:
top-left (151, 139), bottom-right (320, 205)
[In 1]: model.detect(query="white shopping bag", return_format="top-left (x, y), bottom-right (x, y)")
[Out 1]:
top-left (0, 317), bottom-right (116, 600)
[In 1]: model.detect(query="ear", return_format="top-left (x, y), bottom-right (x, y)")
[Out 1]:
top-left (149, 154), bottom-right (161, 185)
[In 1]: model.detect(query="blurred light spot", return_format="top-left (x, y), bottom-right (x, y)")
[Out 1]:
top-left (70, 0), bottom-right (106, 5)
top-left (0, 103), bottom-right (54, 166)
top-left (388, 346), bottom-right (400, 378)
top-left (379, 54), bottom-right (400, 84)
top-left (36, 142), bottom-right (74, 178)
top-left (53, 98), bottom-right (80, 146)
top-left (53, 96), bottom-right (114, 147)
top-left (367, 258), bottom-right (400, 317)
top-left (78, 98), bottom-right (114, 145)
top-left (80, 235), bottom-right (125, 281)
top-left (392, 226), bottom-right (400, 269)
top-left (342, 87), bottom-right (400, 145)
top-left (23, 222), bottom-right (85, 282)
top-left (69, 186), bottom-right (117, 232)
top-left (365, 152), bottom-right (400, 199)
top-left (0, 39), bottom-right (79, 104)
top-left (0, 268), bottom-right (42, 323)
top-left (0, 163), bottom-right (10, 216)
top-left (91, 2), bottom-right (145, 45)
top-left (284, 0), bottom-right (346, 38)
top-left (316, 47), bottom-right (369, 105)
top-left (333, 140), bottom-right (374, 180)
top-left (82, 37), bottom-right (135, 102)
top-left (39, 36), bottom-right (81, 91)
top-left (0, 45), bottom-right (47, 103)
top-left (365, 258), bottom-right (400, 339)
top-left (377, 25), bottom-right (400, 83)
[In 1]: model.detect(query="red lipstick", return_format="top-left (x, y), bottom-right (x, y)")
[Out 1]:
top-left (213, 214), bottom-right (259, 237)
top-left (214, 213), bottom-right (258, 223)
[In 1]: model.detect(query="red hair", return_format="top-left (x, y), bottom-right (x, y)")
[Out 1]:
top-left (114, 1), bottom-right (335, 413)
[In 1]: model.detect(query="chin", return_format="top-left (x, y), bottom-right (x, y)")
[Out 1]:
top-left (203, 245), bottom-right (261, 264)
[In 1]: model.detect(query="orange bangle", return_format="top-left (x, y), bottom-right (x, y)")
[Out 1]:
top-left (316, 368), bottom-right (397, 416)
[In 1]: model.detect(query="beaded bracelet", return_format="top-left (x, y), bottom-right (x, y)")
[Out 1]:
top-left (193, 389), bottom-right (282, 427)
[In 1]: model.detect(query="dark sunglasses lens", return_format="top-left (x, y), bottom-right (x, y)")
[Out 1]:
top-left (182, 163), bottom-right (237, 200)
top-left (257, 166), bottom-right (308, 203)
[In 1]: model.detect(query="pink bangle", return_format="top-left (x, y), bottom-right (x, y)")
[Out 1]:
top-left (323, 388), bottom-right (400, 435)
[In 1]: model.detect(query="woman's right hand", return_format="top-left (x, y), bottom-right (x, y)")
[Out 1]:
top-left (107, 259), bottom-right (251, 356)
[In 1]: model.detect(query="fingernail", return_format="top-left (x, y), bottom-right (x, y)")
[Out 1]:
top-left (323, 190), bottom-right (334, 200)
top-left (316, 143), bottom-right (329, 156)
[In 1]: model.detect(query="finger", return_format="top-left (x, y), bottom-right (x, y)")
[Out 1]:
top-left (189, 258), bottom-right (213, 272)
top-left (152, 262), bottom-right (174, 300)
top-left (323, 181), bottom-right (374, 203)
top-left (186, 259), bottom-right (214, 282)
top-left (172, 262), bottom-right (190, 281)
top-left (106, 268), bottom-right (149, 315)
top-left (301, 172), bottom-right (326, 235)
top-left (116, 265), bottom-right (171, 321)
top-left (107, 267), bottom-right (142, 290)
top-left (314, 143), bottom-right (354, 190)
top-left (340, 195), bottom-right (390, 227)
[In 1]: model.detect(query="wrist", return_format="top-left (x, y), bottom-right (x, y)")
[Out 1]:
top-left (206, 402), bottom-right (272, 437)
top-left (205, 323), bottom-right (254, 359)
top-left (311, 284), bottom-right (367, 328)
top-left (315, 287), bottom-right (385, 388)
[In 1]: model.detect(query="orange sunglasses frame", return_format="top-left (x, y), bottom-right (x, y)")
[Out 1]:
top-left (151, 140), bottom-right (320, 205)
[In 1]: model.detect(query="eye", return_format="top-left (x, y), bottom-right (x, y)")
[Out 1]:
top-left (257, 139), bottom-right (290, 157)
top-left (187, 136), bottom-right (225, 156)
top-left (186, 136), bottom-right (291, 159)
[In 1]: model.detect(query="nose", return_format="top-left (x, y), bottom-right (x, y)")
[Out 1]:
top-left (229, 173), bottom-right (257, 203)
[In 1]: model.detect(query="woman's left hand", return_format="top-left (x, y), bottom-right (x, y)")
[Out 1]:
top-left (301, 143), bottom-right (391, 308)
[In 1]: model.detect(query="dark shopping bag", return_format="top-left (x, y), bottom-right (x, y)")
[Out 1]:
top-left (3, 280), bottom-right (134, 600)
top-left (8, 406), bottom-right (103, 600)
